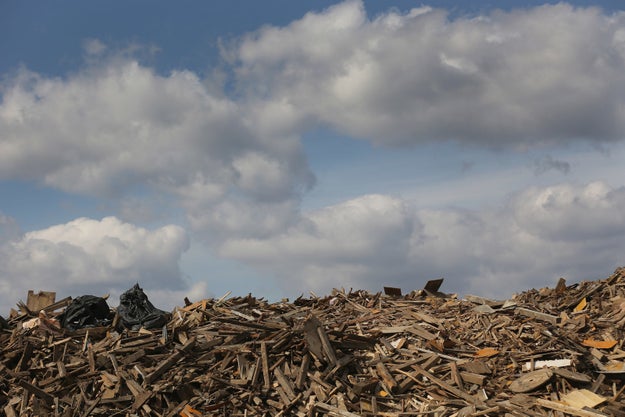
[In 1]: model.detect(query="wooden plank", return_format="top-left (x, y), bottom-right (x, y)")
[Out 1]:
top-left (295, 353), bottom-right (310, 390)
top-left (17, 380), bottom-right (54, 406)
top-left (261, 341), bottom-right (271, 390)
top-left (406, 325), bottom-right (437, 341)
top-left (314, 401), bottom-right (362, 417)
top-left (424, 279), bottom-right (444, 293)
top-left (383, 287), bottom-right (402, 296)
top-left (274, 366), bottom-right (296, 401)
top-left (411, 363), bottom-right (484, 405)
top-left (143, 337), bottom-right (196, 385)
top-left (535, 398), bottom-right (609, 417)
top-left (464, 295), bottom-right (504, 308)
top-left (87, 345), bottom-right (95, 373)
top-left (375, 360), bottom-right (398, 393)
top-left (590, 374), bottom-right (605, 393)
top-left (555, 277), bottom-right (567, 294)
top-left (560, 389), bottom-right (606, 408)
top-left (17, 342), bottom-right (33, 372)
top-left (56, 361), bottom-right (67, 378)
top-left (375, 360), bottom-right (398, 392)
top-left (303, 315), bottom-right (324, 360)
top-left (27, 290), bottom-right (56, 312)
top-left (516, 307), bottom-right (561, 325)
top-left (4, 402), bottom-right (18, 417)
top-left (317, 326), bottom-right (338, 366)
top-left (459, 371), bottom-right (487, 385)
top-left (450, 361), bottom-right (463, 387)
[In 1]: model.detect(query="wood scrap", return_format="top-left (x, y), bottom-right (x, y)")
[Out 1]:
top-left (0, 266), bottom-right (624, 416)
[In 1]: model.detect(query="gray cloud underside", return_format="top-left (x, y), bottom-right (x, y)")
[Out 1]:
top-left (235, 1), bottom-right (625, 147)
top-left (220, 182), bottom-right (625, 298)
top-left (1, 2), bottom-right (624, 195)
top-left (533, 155), bottom-right (571, 175)
top-left (2, 180), bottom-right (622, 309)
top-left (0, 61), bottom-right (314, 239)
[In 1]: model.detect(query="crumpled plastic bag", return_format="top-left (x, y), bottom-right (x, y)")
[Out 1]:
top-left (59, 295), bottom-right (112, 331)
top-left (116, 284), bottom-right (170, 331)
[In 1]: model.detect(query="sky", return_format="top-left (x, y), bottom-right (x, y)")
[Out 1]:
top-left (2, 0), bottom-right (625, 315)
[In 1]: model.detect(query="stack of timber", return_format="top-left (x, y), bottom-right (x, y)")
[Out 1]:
top-left (2, 267), bottom-right (625, 416)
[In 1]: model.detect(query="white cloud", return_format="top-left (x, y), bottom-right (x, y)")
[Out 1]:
top-left (233, 1), bottom-right (625, 147)
top-left (0, 217), bottom-right (194, 313)
top-left (220, 182), bottom-right (625, 299)
top-left (512, 182), bottom-right (625, 241)
top-left (220, 194), bottom-right (418, 292)
top-left (188, 199), bottom-right (301, 240)
top-left (3, 2), bottom-right (624, 244)
top-left (3, 2), bottom-right (625, 311)
top-left (232, 151), bottom-right (300, 201)
top-left (0, 54), bottom-right (314, 239)
top-left (0, 62), bottom-right (257, 195)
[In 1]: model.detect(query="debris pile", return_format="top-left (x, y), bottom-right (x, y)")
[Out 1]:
top-left (2, 268), bottom-right (625, 416)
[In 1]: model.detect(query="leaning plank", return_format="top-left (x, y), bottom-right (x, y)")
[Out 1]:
top-left (143, 337), bottom-right (196, 385)
top-left (17, 380), bottom-right (54, 406)
top-left (303, 315), bottom-right (325, 360)
top-left (295, 353), bottom-right (310, 390)
top-left (412, 363), bottom-right (484, 406)
top-left (261, 341), bottom-right (271, 390)
top-left (317, 326), bottom-right (338, 365)
top-left (375, 360), bottom-right (398, 393)
top-left (274, 366), bottom-right (296, 401)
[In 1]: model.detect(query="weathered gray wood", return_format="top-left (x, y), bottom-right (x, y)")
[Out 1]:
top-left (516, 307), bottom-right (561, 325)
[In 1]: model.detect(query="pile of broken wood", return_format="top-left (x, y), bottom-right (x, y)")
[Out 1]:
top-left (2, 267), bottom-right (625, 416)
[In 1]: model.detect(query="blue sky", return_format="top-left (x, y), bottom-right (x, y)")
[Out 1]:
top-left (2, 0), bottom-right (625, 313)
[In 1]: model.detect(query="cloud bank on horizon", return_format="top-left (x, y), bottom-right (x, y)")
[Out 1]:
top-left (1, 1), bottom-right (625, 312)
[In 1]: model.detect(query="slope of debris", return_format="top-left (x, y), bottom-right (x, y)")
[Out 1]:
top-left (1, 268), bottom-right (625, 416)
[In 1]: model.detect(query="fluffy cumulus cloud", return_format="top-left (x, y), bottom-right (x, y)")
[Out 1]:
top-left (0, 217), bottom-right (193, 312)
top-left (2, 1), bottom-right (625, 241)
top-left (221, 182), bottom-right (625, 299)
top-left (233, 1), bottom-right (625, 147)
top-left (512, 182), bottom-right (625, 241)
top-left (3, 2), bottom-right (625, 308)
top-left (0, 57), bottom-right (314, 239)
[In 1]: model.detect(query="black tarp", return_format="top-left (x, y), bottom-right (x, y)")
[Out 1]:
top-left (0, 314), bottom-right (8, 329)
top-left (116, 284), bottom-right (170, 331)
top-left (59, 295), bottom-right (112, 331)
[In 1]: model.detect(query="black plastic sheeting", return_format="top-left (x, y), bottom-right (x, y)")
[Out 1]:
top-left (59, 295), bottom-right (112, 331)
top-left (116, 283), bottom-right (170, 331)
